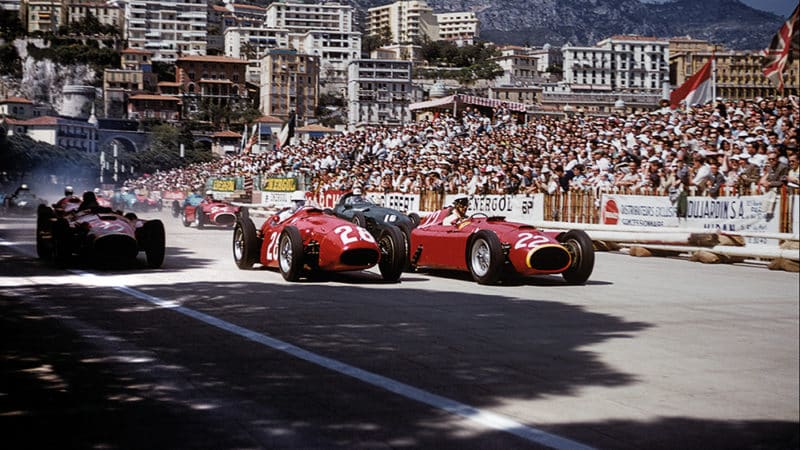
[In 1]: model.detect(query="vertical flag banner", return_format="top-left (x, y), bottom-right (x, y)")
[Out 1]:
top-left (278, 110), bottom-right (296, 149)
top-left (762, 3), bottom-right (800, 93)
top-left (670, 55), bottom-right (715, 109)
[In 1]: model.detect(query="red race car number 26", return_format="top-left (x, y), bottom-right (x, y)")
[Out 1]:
top-left (265, 225), bottom-right (374, 261)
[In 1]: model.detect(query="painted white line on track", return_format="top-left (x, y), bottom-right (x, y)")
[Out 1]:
top-left (2, 239), bottom-right (594, 450)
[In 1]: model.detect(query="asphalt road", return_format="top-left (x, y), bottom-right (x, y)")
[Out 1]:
top-left (1, 208), bottom-right (798, 449)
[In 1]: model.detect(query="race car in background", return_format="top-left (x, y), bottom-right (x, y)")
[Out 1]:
top-left (232, 201), bottom-right (405, 282)
top-left (329, 190), bottom-right (420, 239)
top-left (182, 196), bottom-right (240, 228)
top-left (36, 203), bottom-right (166, 268)
top-left (111, 188), bottom-right (162, 212)
top-left (2, 184), bottom-right (47, 216)
top-left (409, 206), bottom-right (594, 285)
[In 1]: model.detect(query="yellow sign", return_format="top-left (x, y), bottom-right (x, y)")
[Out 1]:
top-left (263, 178), bottom-right (297, 192)
top-left (212, 179), bottom-right (236, 192)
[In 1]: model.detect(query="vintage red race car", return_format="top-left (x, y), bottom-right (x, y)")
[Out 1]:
top-left (409, 207), bottom-right (594, 285)
top-left (36, 204), bottom-right (165, 268)
top-left (232, 205), bottom-right (405, 282)
top-left (182, 199), bottom-right (240, 228)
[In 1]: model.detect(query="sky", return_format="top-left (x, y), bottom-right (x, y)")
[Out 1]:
top-left (641, 0), bottom-right (797, 18)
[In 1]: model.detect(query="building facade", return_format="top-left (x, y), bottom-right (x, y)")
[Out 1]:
top-left (434, 11), bottom-right (478, 46)
top-left (259, 49), bottom-right (319, 121)
top-left (174, 55), bottom-right (250, 116)
top-left (116, 0), bottom-right (208, 63)
top-left (366, 0), bottom-right (438, 45)
top-left (347, 59), bottom-right (415, 127)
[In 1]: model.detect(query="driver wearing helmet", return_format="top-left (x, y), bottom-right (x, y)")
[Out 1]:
top-left (54, 185), bottom-right (80, 211)
top-left (347, 186), bottom-right (364, 205)
top-left (443, 196), bottom-right (469, 226)
top-left (203, 190), bottom-right (214, 203)
top-left (275, 190), bottom-right (307, 223)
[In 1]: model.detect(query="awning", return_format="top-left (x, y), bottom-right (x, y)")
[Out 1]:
top-left (409, 95), bottom-right (456, 111)
top-left (409, 94), bottom-right (527, 112)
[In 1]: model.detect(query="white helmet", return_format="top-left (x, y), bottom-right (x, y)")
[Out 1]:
top-left (65, 185), bottom-right (74, 195)
top-left (205, 190), bottom-right (213, 196)
top-left (352, 187), bottom-right (363, 196)
top-left (93, 187), bottom-right (100, 194)
top-left (289, 190), bottom-right (306, 210)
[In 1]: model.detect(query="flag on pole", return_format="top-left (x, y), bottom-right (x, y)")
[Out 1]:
top-left (670, 55), bottom-right (715, 109)
top-left (243, 124), bottom-right (258, 153)
top-left (762, 3), bottom-right (800, 93)
top-left (278, 110), bottom-right (296, 149)
top-left (239, 124), bottom-right (249, 153)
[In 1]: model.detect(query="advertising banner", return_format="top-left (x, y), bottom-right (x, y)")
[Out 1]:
top-left (600, 194), bottom-right (781, 245)
top-left (443, 194), bottom-right (545, 223)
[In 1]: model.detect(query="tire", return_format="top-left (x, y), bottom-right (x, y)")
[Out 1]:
top-left (181, 207), bottom-right (192, 227)
top-left (408, 212), bottom-right (421, 228)
top-left (233, 218), bottom-right (259, 269)
top-left (36, 205), bottom-right (55, 259)
top-left (52, 218), bottom-right (72, 266)
top-left (351, 211), bottom-right (367, 228)
top-left (171, 200), bottom-right (181, 218)
top-left (467, 230), bottom-right (504, 285)
top-left (278, 226), bottom-right (304, 282)
top-left (141, 220), bottom-right (166, 268)
top-left (559, 229), bottom-right (595, 285)
top-left (195, 207), bottom-right (205, 229)
top-left (377, 226), bottom-right (405, 282)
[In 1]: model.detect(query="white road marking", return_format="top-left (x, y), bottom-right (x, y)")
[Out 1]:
top-left (2, 239), bottom-right (594, 449)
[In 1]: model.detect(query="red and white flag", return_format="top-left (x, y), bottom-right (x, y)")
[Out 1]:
top-left (670, 55), bottom-right (715, 109)
top-left (762, 4), bottom-right (799, 93)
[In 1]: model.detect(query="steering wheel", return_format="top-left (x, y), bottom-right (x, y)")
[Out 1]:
top-left (469, 212), bottom-right (488, 219)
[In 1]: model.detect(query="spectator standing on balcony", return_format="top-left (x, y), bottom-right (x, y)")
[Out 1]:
top-left (705, 161), bottom-right (726, 198)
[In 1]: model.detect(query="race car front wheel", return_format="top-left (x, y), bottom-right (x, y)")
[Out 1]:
top-left (467, 230), bottom-right (504, 285)
top-left (278, 226), bottom-right (304, 282)
top-left (377, 226), bottom-right (405, 282)
top-left (559, 229), bottom-right (595, 285)
top-left (233, 218), bottom-right (259, 269)
top-left (141, 220), bottom-right (166, 269)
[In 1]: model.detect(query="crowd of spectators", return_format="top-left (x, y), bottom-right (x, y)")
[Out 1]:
top-left (126, 95), bottom-right (800, 201)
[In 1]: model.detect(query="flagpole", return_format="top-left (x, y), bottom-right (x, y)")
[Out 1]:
top-left (712, 54), bottom-right (716, 106)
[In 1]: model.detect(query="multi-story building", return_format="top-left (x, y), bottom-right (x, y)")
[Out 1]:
top-left (347, 58), bottom-right (415, 127)
top-left (65, 1), bottom-right (122, 29)
top-left (366, 0), bottom-right (439, 45)
top-left (3, 115), bottom-right (98, 153)
top-left (113, 0), bottom-right (208, 63)
top-left (290, 30), bottom-right (361, 91)
top-left (104, 48), bottom-right (158, 118)
top-left (224, 26), bottom-right (290, 84)
top-left (264, 1), bottom-right (354, 33)
top-left (0, 0), bottom-right (21, 12)
top-left (174, 54), bottom-right (250, 116)
top-left (434, 11), bottom-right (478, 46)
top-left (563, 35), bottom-right (670, 94)
top-left (668, 37), bottom-right (798, 99)
top-left (259, 49), bottom-right (319, 121)
top-left (0, 96), bottom-right (37, 120)
top-left (529, 44), bottom-right (563, 73)
top-left (24, 0), bottom-right (64, 33)
top-left (127, 94), bottom-right (181, 121)
top-left (491, 45), bottom-right (541, 86)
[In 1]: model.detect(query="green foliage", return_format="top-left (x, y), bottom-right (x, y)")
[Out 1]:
top-left (419, 41), bottom-right (503, 83)
top-left (0, 134), bottom-right (98, 179)
top-left (26, 42), bottom-right (120, 77)
top-left (152, 61), bottom-right (176, 83)
top-left (130, 124), bottom-right (216, 174)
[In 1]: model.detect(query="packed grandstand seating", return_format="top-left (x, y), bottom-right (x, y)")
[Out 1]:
top-left (124, 96), bottom-right (798, 201)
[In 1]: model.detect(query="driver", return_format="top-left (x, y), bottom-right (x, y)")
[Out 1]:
top-left (275, 190), bottom-right (307, 223)
top-left (203, 190), bottom-right (215, 203)
top-left (55, 185), bottom-right (80, 210)
top-left (443, 196), bottom-right (469, 226)
top-left (347, 186), bottom-right (364, 205)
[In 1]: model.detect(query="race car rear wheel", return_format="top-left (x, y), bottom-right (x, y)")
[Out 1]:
top-left (377, 226), bottom-right (405, 282)
top-left (36, 205), bottom-right (55, 260)
top-left (278, 226), bottom-right (304, 282)
top-left (233, 218), bottom-right (259, 269)
top-left (52, 218), bottom-right (72, 266)
top-left (408, 212), bottom-right (421, 228)
top-left (142, 220), bottom-right (166, 269)
top-left (559, 229), bottom-right (594, 285)
top-left (467, 230), bottom-right (504, 285)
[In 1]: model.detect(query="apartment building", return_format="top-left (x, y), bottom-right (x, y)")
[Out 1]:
top-left (103, 48), bottom-right (159, 118)
top-left (347, 59), bottom-right (414, 127)
top-left (114, 0), bottom-right (208, 63)
top-left (259, 49), bottom-right (319, 121)
top-left (65, 1), bottom-right (122, 29)
top-left (224, 26), bottom-right (290, 84)
top-left (366, 0), bottom-right (438, 45)
top-left (434, 11), bottom-right (478, 46)
top-left (24, 0), bottom-right (64, 33)
top-left (264, 1), bottom-right (354, 33)
top-left (563, 35), bottom-right (670, 94)
top-left (173, 54), bottom-right (250, 117)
